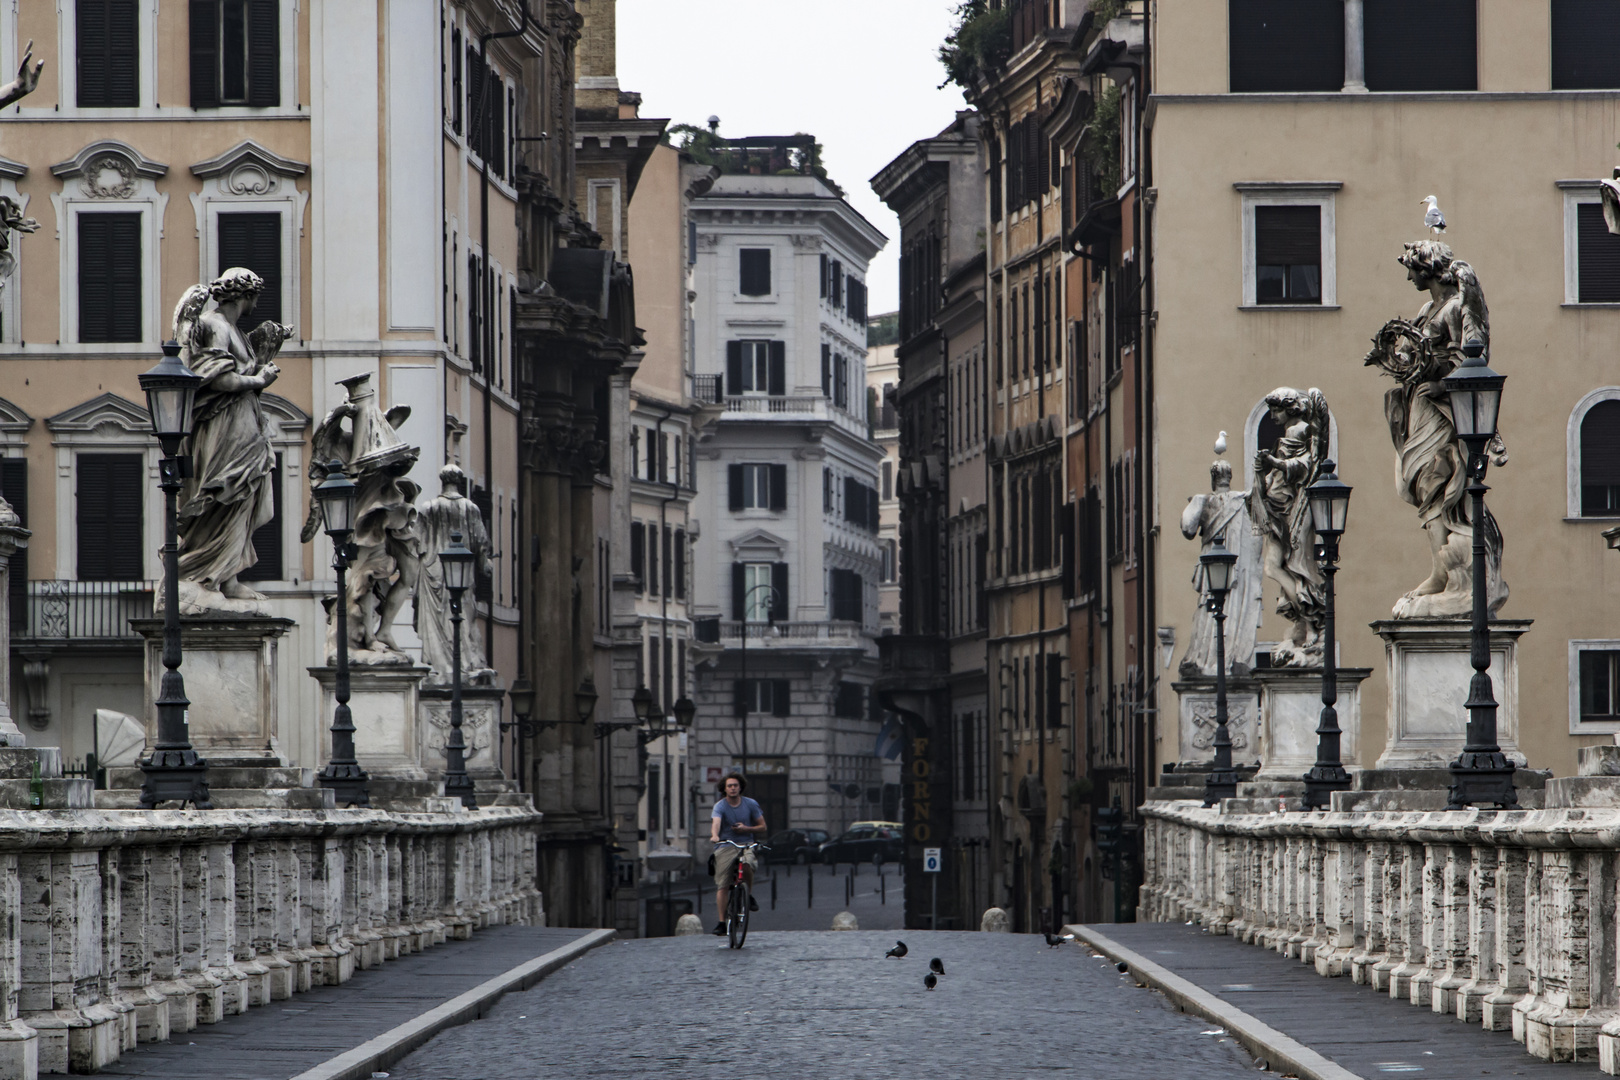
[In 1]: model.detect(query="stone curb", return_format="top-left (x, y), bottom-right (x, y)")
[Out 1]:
top-left (289, 928), bottom-right (617, 1080)
top-left (1065, 924), bottom-right (1367, 1080)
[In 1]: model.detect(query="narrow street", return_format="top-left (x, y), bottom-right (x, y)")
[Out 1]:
top-left (645, 858), bottom-right (906, 934)
top-left (387, 931), bottom-right (1259, 1079)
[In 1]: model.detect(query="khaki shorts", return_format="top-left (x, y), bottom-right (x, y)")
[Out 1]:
top-left (713, 844), bottom-right (757, 887)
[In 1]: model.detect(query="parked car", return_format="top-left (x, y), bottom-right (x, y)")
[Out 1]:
top-left (763, 829), bottom-right (829, 864)
top-left (819, 824), bottom-right (904, 866)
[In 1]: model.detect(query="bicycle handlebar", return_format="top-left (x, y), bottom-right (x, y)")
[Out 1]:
top-left (712, 840), bottom-right (770, 851)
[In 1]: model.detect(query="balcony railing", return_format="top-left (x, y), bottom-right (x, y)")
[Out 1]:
top-left (13, 580), bottom-right (155, 641)
top-left (714, 394), bottom-right (869, 440)
top-left (693, 373), bottom-right (722, 404)
top-left (718, 620), bottom-right (867, 645)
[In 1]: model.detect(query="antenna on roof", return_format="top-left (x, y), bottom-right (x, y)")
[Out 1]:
top-left (707, 115), bottom-right (720, 133)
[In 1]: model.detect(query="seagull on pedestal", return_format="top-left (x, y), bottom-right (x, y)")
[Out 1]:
top-left (1422, 195), bottom-right (1447, 236)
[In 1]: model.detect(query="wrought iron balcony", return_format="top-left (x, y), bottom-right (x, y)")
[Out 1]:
top-left (12, 580), bottom-right (155, 642)
top-left (716, 620), bottom-right (868, 649)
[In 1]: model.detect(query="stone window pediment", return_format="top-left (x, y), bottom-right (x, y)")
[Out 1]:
top-left (44, 393), bottom-right (150, 437)
top-left (729, 527), bottom-right (786, 561)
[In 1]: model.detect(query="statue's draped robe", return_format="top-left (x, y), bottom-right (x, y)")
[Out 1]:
top-left (1252, 427), bottom-right (1325, 628)
top-left (178, 320), bottom-right (275, 588)
top-left (416, 491), bottom-right (494, 683)
top-left (1180, 490), bottom-right (1262, 676)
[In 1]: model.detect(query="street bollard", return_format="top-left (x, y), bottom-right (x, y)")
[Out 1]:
top-left (771, 872), bottom-right (777, 911)
top-left (830, 858), bottom-right (837, 877)
top-left (808, 868), bottom-right (813, 908)
top-left (881, 868), bottom-right (886, 905)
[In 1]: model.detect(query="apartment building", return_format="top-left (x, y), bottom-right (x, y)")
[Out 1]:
top-left (687, 144), bottom-right (895, 838)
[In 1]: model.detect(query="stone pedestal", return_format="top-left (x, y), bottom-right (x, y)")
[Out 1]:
top-left (1251, 666), bottom-right (1371, 782)
top-left (1172, 676), bottom-right (1259, 768)
top-left (419, 683), bottom-right (507, 782)
top-left (1372, 619), bottom-right (1530, 768)
top-left (309, 664), bottom-right (429, 779)
top-left (132, 617), bottom-right (294, 765)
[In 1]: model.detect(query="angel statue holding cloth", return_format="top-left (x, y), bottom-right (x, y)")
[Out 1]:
top-left (171, 268), bottom-right (294, 615)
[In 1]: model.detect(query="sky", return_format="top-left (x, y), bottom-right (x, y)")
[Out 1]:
top-left (616, 0), bottom-right (969, 317)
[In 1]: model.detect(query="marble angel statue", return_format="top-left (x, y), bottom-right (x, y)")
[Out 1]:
top-left (1363, 240), bottom-right (1507, 619)
top-left (416, 464), bottom-right (495, 685)
top-left (1180, 454), bottom-right (1262, 678)
top-left (1249, 387), bottom-right (1330, 666)
top-left (172, 268), bottom-right (293, 614)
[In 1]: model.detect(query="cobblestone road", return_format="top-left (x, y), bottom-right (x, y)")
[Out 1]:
top-left (388, 930), bottom-right (1260, 1079)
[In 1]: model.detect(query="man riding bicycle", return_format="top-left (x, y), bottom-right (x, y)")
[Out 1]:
top-left (710, 773), bottom-right (766, 936)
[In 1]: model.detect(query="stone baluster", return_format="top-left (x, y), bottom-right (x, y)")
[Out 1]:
top-left (176, 845), bottom-right (225, 1025)
top-left (1300, 836), bottom-right (1330, 965)
top-left (1514, 849), bottom-right (1545, 1044)
top-left (1315, 837), bottom-right (1361, 977)
top-left (1484, 847), bottom-right (1529, 1031)
top-left (204, 841), bottom-right (247, 1017)
top-left (19, 849), bottom-right (122, 1073)
top-left (0, 849), bottom-right (36, 1079)
top-left (98, 846), bottom-right (136, 1051)
top-left (1431, 843), bottom-right (1472, 1015)
top-left (308, 836), bottom-right (353, 986)
top-left (232, 839), bottom-right (272, 1007)
top-left (1406, 841), bottom-right (1443, 1007)
top-left (1350, 840), bottom-right (1388, 985)
top-left (1385, 842), bottom-right (1425, 998)
top-left (115, 848), bottom-right (168, 1043)
top-left (1455, 843), bottom-right (1498, 1024)
top-left (1522, 849), bottom-right (1614, 1062)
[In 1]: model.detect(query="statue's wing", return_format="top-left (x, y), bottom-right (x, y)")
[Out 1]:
top-left (1454, 260), bottom-right (1490, 353)
top-left (170, 284), bottom-right (210, 356)
top-left (1306, 388), bottom-right (1331, 467)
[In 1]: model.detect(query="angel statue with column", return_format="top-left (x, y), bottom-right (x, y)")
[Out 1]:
top-left (1249, 387), bottom-right (1331, 666)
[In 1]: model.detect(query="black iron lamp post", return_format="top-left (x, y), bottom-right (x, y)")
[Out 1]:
top-left (1302, 460), bottom-right (1354, 810)
top-left (315, 462), bottom-right (369, 807)
top-left (501, 677), bottom-right (537, 791)
top-left (1444, 339), bottom-right (1517, 809)
top-left (1201, 535), bottom-right (1241, 807)
top-left (673, 696), bottom-right (696, 730)
top-left (736, 582), bottom-right (781, 778)
top-left (439, 531), bottom-right (478, 808)
top-left (137, 341), bottom-right (212, 809)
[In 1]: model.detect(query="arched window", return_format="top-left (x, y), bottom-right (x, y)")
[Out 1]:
top-left (1566, 389), bottom-right (1620, 517)
top-left (1581, 400), bottom-right (1620, 516)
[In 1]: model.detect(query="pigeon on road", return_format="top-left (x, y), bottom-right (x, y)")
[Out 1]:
top-left (1044, 932), bottom-right (1075, 948)
top-left (924, 973), bottom-right (938, 990)
top-left (1116, 961), bottom-right (1130, 973)
top-left (1423, 194), bottom-right (1446, 235)
top-left (885, 941), bottom-right (907, 959)
top-left (929, 957), bottom-right (945, 975)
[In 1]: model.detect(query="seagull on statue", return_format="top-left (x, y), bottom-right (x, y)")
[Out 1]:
top-left (1422, 195), bottom-right (1447, 236)
top-left (1213, 431), bottom-right (1227, 456)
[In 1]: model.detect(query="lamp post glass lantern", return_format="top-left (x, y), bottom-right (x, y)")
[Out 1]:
top-left (440, 532), bottom-right (478, 808)
top-left (1201, 536), bottom-right (1241, 807)
top-left (136, 341), bottom-right (212, 808)
top-left (1302, 461), bottom-right (1353, 810)
top-left (315, 461), bottom-right (370, 807)
top-left (1443, 341), bottom-right (1517, 808)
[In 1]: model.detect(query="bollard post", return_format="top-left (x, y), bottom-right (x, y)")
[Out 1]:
top-left (808, 868), bottom-right (813, 908)
top-left (771, 872), bottom-right (777, 911)
top-left (831, 857), bottom-right (837, 877)
top-left (881, 867), bottom-right (886, 905)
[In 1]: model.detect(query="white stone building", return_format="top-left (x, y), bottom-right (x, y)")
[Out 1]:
top-left (867, 335), bottom-right (901, 636)
top-left (688, 164), bottom-right (895, 838)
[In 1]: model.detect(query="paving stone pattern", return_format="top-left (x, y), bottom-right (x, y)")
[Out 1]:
top-left (647, 859), bottom-right (905, 933)
top-left (1097, 922), bottom-right (1600, 1079)
top-left (388, 930), bottom-right (1260, 1080)
top-left (97, 926), bottom-right (595, 1080)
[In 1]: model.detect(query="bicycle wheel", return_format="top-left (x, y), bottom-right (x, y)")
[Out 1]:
top-left (728, 881), bottom-right (750, 948)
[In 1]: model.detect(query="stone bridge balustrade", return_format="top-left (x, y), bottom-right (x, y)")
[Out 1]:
top-left (0, 804), bottom-right (542, 1079)
top-left (1138, 801), bottom-right (1620, 1072)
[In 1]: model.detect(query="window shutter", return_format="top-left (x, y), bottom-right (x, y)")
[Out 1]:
top-left (0, 459), bottom-right (26, 633)
top-left (726, 341), bottom-right (743, 396)
top-left (728, 464), bottom-right (745, 511)
top-left (769, 464), bottom-right (787, 512)
top-left (1228, 0), bottom-right (1344, 93)
top-left (731, 562), bottom-right (745, 621)
top-left (489, 75), bottom-right (506, 177)
top-left (832, 261), bottom-right (843, 306)
top-left (1046, 654), bottom-right (1063, 730)
top-left (218, 212), bottom-right (282, 329)
top-left (1364, 0), bottom-right (1475, 91)
top-left (450, 29), bottom-right (463, 134)
top-left (1554, 0), bottom-right (1620, 89)
top-left (771, 562), bottom-right (788, 620)
top-left (78, 0), bottom-right (140, 107)
top-left (821, 343), bottom-right (831, 395)
top-left (739, 248), bottom-right (771, 295)
top-left (77, 454), bottom-right (143, 580)
top-left (734, 680), bottom-right (748, 718)
top-left (867, 488), bottom-right (879, 532)
top-left (772, 679), bottom-right (791, 718)
top-left (844, 477), bottom-right (860, 525)
top-left (674, 530), bottom-right (686, 599)
top-left (1061, 502), bottom-right (1075, 599)
top-left (646, 519), bottom-right (658, 595)
top-left (247, 0), bottom-right (281, 106)
top-left (630, 522), bottom-right (644, 592)
top-left (695, 616), bottom-right (720, 644)
top-left (1582, 401), bottom-right (1620, 491)
top-left (79, 213), bottom-right (143, 343)
top-left (1578, 203), bottom-right (1620, 303)
top-left (767, 341), bottom-right (786, 396)
top-left (820, 254), bottom-right (829, 298)
top-left (662, 525), bottom-right (672, 599)
top-left (189, 0), bottom-right (220, 108)
top-left (238, 452), bottom-right (282, 581)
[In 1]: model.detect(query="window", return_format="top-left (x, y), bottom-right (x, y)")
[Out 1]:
top-left (237, 452), bottom-right (283, 581)
top-left (78, 213), bottom-right (142, 343)
top-left (77, 454), bottom-right (143, 580)
top-left (728, 463), bottom-right (786, 512)
top-left (1255, 206), bottom-right (1321, 305)
top-left (450, 27), bottom-right (462, 133)
top-left (1574, 642), bottom-right (1620, 731)
top-left (831, 261), bottom-right (843, 306)
top-left (739, 248), bottom-right (772, 296)
top-left (829, 568), bottom-right (863, 622)
top-left (674, 530), bottom-right (686, 599)
top-left (834, 354), bottom-right (849, 408)
top-left (78, 0), bottom-right (140, 108)
top-left (833, 682), bottom-right (865, 719)
top-left (1239, 185), bottom-right (1338, 307)
top-left (881, 461), bottom-right (892, 501)
top-left (1228, 0), bottom-right (1343, 93)
top-left (725, 340), bottom-right (785, 395)
top-left (1577, 202), bottom-right (1620, 304)
top-left (732, 561), bottom-right (787, 622)
top-left (1554, 1), bottom-right (1620, 89)
top-left (1582, 400), bottom-right (1620, 514)
top-left (1, 459), bottom-right (26, 632)
top-left (465, 47), bottom-right (505, 176)
top-left (217, 212), bottom-right (282, 329)
top-left (819, 254), bottom-right (829, 299)
top-left (734, 678), bottom-right (791, 717)
top-left (190, 0), bottom-right (280, 108)
top-left (1364, 0), bottom-right (1476, 92)
top-left (630, 521), bottom-right (645, 592)
top-left (823, 467), bottom-right (833, 512)
top-left (881, 539), bottom-right (897, 584)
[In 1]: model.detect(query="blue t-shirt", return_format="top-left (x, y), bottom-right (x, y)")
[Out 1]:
top-left (712, 796), bottom-right (763, 842)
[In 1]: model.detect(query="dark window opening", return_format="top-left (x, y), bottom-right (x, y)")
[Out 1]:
top-left (77, 454), bottom-right (143, 580)
top-left (238, 452), bottom-right (283, 581)
top-left (1255, 205), bottom-right (1321, 305)
top-left (739, 248), bottom-right (772, 296)
top-left (1581, 649), bottom-right (1620, 721)
top-left (190, 0), bottom-right (280, 108)
top-left (79, 0), bottom-right (139, 108)
top-left (1578, 202), bottom-right (1620, 304)
top-left (1228, 0), bottom-right (1343, 93)
top-left (217, 211), bottom-right (283, 330)
top-left (1581, 399), bottom-right (1620, 515)
top-left (1553, 0), bottom-right (1620, 89)
top-left (78, 213), bottom-right (143, 343)
top-left (1364, 0), bottom-right (1476, 92)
